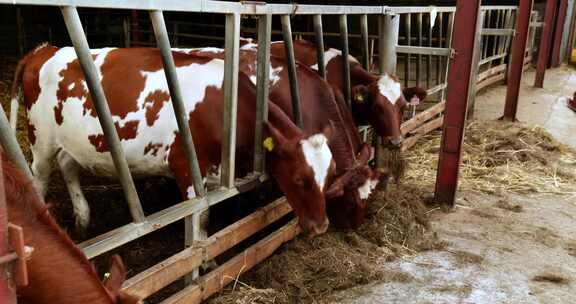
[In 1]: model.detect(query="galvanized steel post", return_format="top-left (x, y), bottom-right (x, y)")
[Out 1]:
top-left (221, 13), bottom-right (241, 188)
top-left (534, 0), bottom-right (557, 88)
top-left (376, 14), bottom-right (399, 169)
top-left (0, 106), bottom-right (31, 179)
top-left (313, 15), bottom-right (326, 79)
top-left (60, 6), bottom-right (145, 223)
top-left (434, 0), bottom-right (482, 206)
top-left (404, 14), bottom-right (412, 87)
top-left (281, 15), bottom-right (304, 128)
top-left (149, 10), bottom-right (205, 198)
top-left (254, 14), bottom-right (272, 174)
top-left (503, 0), bottom-right (533, 121)
top-left (360, 14), bottom-right (370, 70)
top-left (339, 14), bottom-right (352, 107)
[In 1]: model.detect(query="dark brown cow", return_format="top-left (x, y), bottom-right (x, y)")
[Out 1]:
top-left (191, 47), bottom-right (378, 229)
top-left (267, 39), bottom-right (428, 147)
top-left (2, 149), bottom-right (141, 304)
top-left (11, 45), bottom-right (339, 236)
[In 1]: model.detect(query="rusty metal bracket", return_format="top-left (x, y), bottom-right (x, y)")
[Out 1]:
top-left (0, 223), bottom-right (33, 287)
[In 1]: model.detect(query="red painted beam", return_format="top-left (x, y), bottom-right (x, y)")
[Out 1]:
top-left (503, 0), bottom-right (534, 121)
top-left (535, 0), bottom-right (558, 88)
top-left (433, 0), bottom-right (482, 206)
top-left (551, 0), bottom-right (568, 67)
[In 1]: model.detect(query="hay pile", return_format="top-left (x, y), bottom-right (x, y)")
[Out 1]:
top-left (209, 184), bottom-right (446, 304)
top-left (404, 121), bottom-right (576, 195)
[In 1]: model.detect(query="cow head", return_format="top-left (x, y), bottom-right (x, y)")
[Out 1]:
top-left (352, 73), bottom-right (427, 148)
top-left (264, 122), bottom-right (336, 236)
top-left (103, 255), bottom-right (142, 304)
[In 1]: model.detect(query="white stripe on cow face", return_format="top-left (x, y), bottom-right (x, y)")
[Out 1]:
top-left (377, 73), bottom-right (402, 105)
top-left (300, 134), bottom-right (332, 191)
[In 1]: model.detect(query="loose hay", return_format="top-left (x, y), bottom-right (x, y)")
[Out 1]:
top-left (405, 121), bottom-right (576, 195)
top-left (209, 184), bottom-right (446, 304)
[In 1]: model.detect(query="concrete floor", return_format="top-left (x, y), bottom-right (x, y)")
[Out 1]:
top-left (474, 66), bottom-right (576, 149)
top-left (332, 66), bottom-right (576, 304)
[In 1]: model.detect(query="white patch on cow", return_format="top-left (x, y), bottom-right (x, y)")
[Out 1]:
top-left (300, 134), bottom-right (332, 191)
top-left (68, 83), bottom-right (75, 91)
top-left (377, 73), bottom-right (402, 105)
top-left (29, 47), bottom-right (224, 180)
top-left (240, 43), bottom-right (258, 50)
top-left (358, 177), bottom-right (379, 200)
top-left (247, 64), bottom-right (283, 87)
top-left (310, 48), bottom-right (359, 73)
top-left (187, 186), bottom-right (196, 199)
top-left (196, 47), bottom-right (223, 54)
top-left (358, 179), bottom-right (372, 200)
top-left (430, 7), bottom-right (438, 28)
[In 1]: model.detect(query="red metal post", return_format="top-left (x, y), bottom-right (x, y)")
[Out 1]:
top-left (534, 0), bottom-right (558, 88)
top-left (433, 0), bottom-right (482, 206)
top-left (551, 0), bottom-right (568, 67)
top-left (0, 152), bottom-right (17, 304)
top-left (503, 0), bottom-right (534, 121)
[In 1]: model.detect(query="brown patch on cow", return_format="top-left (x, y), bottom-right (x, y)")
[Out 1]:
top-left (21, 45), bottom-right (58, 110)
top-left (88, 120), bottom-right (139, 153)
top-left (55, 57), bottom-right (94, 124)
top-left (143, 90), bottom-right (170, 126)
top-left (27, 123), bottom-right (37, 146)
top-left (144, 142), bottom-right (163, 156)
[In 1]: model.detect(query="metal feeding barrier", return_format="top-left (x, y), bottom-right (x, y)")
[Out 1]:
top-left (0, 1), bottom-right (541, 303)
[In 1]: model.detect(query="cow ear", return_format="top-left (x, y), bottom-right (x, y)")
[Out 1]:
top-left (104, 255), bottom-right (127, 293)
top-left (352, 85), bottom-right (369, 104)
top-left (263, 121), bottom-right (287, 153)
top-left (322, 120), bottom-right (335, 144)
top-left (403, 87), bottom-right (428, 105)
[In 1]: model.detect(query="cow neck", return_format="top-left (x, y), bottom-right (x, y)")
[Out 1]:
top-left (4, 160), bottom-right (114, 304)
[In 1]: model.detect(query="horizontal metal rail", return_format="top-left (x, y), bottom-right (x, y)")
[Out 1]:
top-left (396, 45), bottom-right (452, 56)
top-left (80, 174), bottom-right (267, 258)
top-left (481, 28), bottom-right (515, 36)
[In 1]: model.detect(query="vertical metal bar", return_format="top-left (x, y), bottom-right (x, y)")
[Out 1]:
top-left (339, 14), bottom-right (352, 107)
top-left (434, 0), bottom-right (482, 206)
top-left (535, 0), bottom-right (558, 88)
top-left (427, 12), bottom-right (432, 88)
top-left (376, 14), bottom-right (399, 169)
top-left (313, 15), bottom-right (326, 79)
top-left (60, 6), bottom-right (145, 223)
top-left (466, 10), bottom-right (486, 120)
top-left (149, 10), bottom-right (205, 198)
top-left (173, 23), bottom-right (179, 47)
top-left (551, 0), bottom-right (569, 67)
top-left (221, 13), bottom-right (240, 188)
top-left (503, 0), bottom-right (533, 121)
top-left (436, 12), bottom-right (444, 85)
top-left (499, 9), bottom-right (511, 65)
top-left (16, 8), bottom-right (25, 57)
top-left (360, 14), bottom-right (370, 70)
top-left (379, 14), bottom-right (399, 75)
top-left (482, 11), bottom-right (490, 60)
top-left (123, 17), bottom-right (131, 48)
top-left (441, 12), bottom-right (455, 102)
top-left (281, 15), bottom-right (303, 128)
top-left (404, 13), bottom-right (412, 87)
top-left (0, 151), bottom-right (17, 304)
top-left (416, 13), bottom-right (422, 87)
top-left (0, 106), bottom-right (31, 179)
top-left (254, 14), bottom-right (271, 174)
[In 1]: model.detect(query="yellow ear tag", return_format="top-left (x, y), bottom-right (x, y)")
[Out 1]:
top-left (355, 92), bottom-right (364, 103)
top-left (263, 137), bottom-right (274, 152)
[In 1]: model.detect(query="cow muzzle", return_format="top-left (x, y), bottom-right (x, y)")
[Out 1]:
top-left (301, 218), bottom-right (329, 237)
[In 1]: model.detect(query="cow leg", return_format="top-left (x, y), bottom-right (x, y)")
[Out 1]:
top-left (56, 150), bottom-right (91, 231)
top-left (30, 146), bottom-right (57, 198)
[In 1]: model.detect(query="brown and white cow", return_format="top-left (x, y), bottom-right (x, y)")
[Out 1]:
top-left (190, 47), bottom-right (378, 229)
top-left (265, 39), bottom-right (429, 148)
top-left (3, 148), bottom-right (141, 304)
top-left (11, 44), bottom-right (339, 236)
